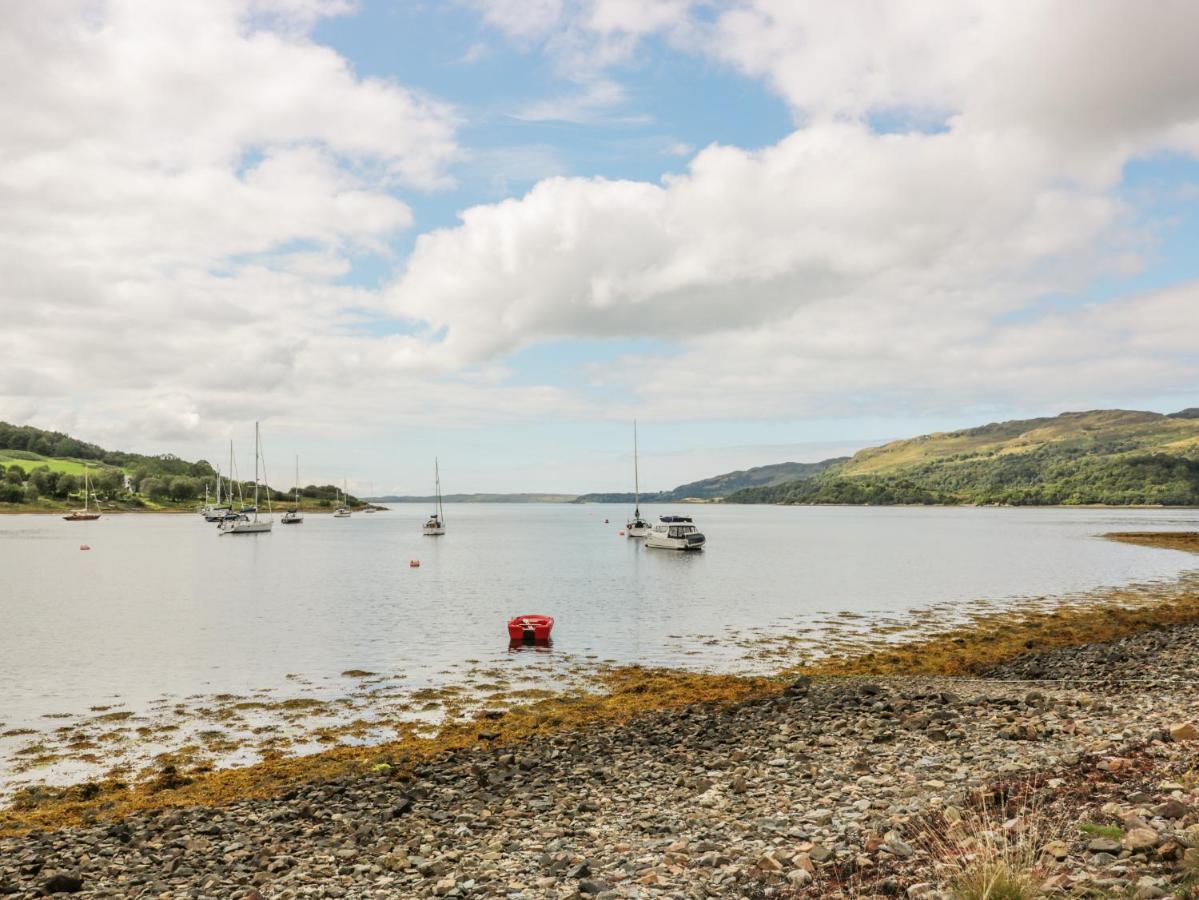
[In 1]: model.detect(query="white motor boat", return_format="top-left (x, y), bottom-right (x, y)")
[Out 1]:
top-left (645, 515), bottom-right (705, 551)
top-left (423, 458), bottom-right (445, 535)
top-left (626, 420), bottom-right (650, 537)
top-left (220, 423), bottom-right (273, 535)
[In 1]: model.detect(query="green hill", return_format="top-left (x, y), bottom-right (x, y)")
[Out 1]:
top-left (726, 409), bottom-right (1199, 506)
top-left (0, 422), bottom-right (360, 511)
top-left (574, 458), bottom-right (847, 503)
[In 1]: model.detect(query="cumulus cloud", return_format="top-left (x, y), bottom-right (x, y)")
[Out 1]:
top-left (0, 0), bottom-right (474, 454)
top-left (389, 0), bottom-right (1199, 419)
top-left (4, 0), bottom-right (1199, 478)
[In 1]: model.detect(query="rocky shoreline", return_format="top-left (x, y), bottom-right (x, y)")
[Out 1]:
top-left (4, 617), bottom-right (1199, 898)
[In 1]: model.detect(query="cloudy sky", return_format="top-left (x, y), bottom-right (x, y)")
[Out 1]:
top-left (3, 1), bottom-right (1198, 494)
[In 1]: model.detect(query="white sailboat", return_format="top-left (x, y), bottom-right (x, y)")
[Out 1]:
top-left (219, 423), bottom-right (273, 535)
top-left (63, 463), bottom-right (101, 521)
top-left (333, 478), bottom-right (351, 517)
top-left (422, 459), bottom-right (445, 535)
top-left (201, 463), bottom-right (233, 521)
top-left (282, 456), bottom-right (303, 524)
top-left (626, 421), bottom-right (650, 537)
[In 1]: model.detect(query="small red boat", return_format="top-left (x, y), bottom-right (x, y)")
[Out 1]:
top-left (508, 615), bottom-right (554, 642)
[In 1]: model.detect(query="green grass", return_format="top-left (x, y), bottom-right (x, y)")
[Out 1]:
top-left (1079, 823), bottom-right (1123, 839)
top-left (0, 451), bottom-right (123, 476)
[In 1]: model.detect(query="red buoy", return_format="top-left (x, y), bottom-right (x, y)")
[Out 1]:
top-left (80, 544), bottom-right (91, 551)
top-left (507, 615), bottom-right (553, 642)
top-left (409, 559), bottom-right (420, 568)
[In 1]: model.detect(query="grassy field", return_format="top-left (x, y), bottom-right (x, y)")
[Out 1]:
top-left (0, 450), bottom-right (124, 477)
top-left (842, 409), bottom-right (1199, 476)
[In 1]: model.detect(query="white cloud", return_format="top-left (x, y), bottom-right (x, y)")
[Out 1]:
top-left (468, 0), bottom-right (564, 40)
top-left (390, 0), bottom-right (1199, 422)
top-left (0, 0), bottom-right (470, 455)
top-left (3, 0), bottom-right (1199, 490)
top-left (389, 122), bottom-right (1124, 361)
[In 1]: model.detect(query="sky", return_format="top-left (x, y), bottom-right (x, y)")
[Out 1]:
top-left (2, 0), bottom-right (1198, 495)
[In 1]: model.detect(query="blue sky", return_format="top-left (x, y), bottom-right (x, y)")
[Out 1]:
top-left (3, 1), bottom-right (1198, 494)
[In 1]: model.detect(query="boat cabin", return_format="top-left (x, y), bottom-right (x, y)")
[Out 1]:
top-left (655, 516), bottom-right (700, 539)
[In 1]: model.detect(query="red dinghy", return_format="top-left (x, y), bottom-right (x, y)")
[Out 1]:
top-left (508, 615), bottom-right (554, 642)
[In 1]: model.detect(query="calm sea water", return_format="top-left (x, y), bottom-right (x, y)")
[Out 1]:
top-left (1, 504), bottom-right (1197, 733)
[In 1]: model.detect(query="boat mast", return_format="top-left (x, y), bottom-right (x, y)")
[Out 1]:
top-left (82, 464), bottom-right (89, 513)
top-left (294, 456), bottom-right (299, 509)
top-left (435, 458), bottom-right (444, 524)
top-left (633, 420), bottom-right (640, 518)
top-left (253, 422), bottom-right (260, 521)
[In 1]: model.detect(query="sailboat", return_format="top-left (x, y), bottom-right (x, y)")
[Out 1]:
top-left (63, 463), bottom-right (101, 521)
top-left (422, 459), bottom-right (445, 535)
top-left (219, 423), bottom-right (273, 535)
top-left (333, 478), bottom-right (351, 517)
top-left (201, 463), bottom-right (233, 521)
top-left (282, 456), bottom-right (303, 524)
top-left (626, 420), bottom-right (650, 537)
top-left (212, 442), bottom-right (242, 523)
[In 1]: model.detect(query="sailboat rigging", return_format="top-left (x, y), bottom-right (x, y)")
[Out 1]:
top-left (333, 478), bottom-right (351, 517)
top-left (282, 456), bottom-right (303, 524)
top-left (63, 463), bottom-right (101, 521)
top-left (422, 458), bottom-right (445, 535)
top-left (625, 420), bottom-right (650, 537)
top-left (219, 423), bottom-right (273, 534)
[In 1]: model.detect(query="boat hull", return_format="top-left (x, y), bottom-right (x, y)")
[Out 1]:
top-left (625, 521), bottom-right (651, 537)
top-left (219, 520), bottom-right (272, 534)
top-left (507, 615), bottom-right (554, 642)
top-left (281, 512), bottom-right (303, 524)
top-left (63, 513), bottom-right (101, 521)
top-left (423, 526), bottom-right (445, 535)
top-left (645, 533), bottom-right (706, 551)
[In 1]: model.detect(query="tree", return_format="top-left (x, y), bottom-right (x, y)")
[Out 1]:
top-left (30, 467), bottom-right (58, 496)
top-left (55, 473), bottom-right (79, 498)
top-left (140, 477), bottom-right (169, 501)
top-left (0, 482), bottom-right (22, 503)
top-left (5, 465), bottom-right (24, 484)
top-left (23, 482), bottom-right (39, 503)
top-left (93, 469), bottom-right (123, 499)
top-left (169, 476), bottom-right (200, 501)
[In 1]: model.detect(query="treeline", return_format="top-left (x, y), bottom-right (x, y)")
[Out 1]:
top-left (727, 449), bottom-right (1199, 506)
top-left (1, 464), bottom-right (361, 507)
top-left (0, 422), bottom-right (363, 507)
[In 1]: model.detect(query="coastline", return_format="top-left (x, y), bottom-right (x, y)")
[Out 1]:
top-left (2, 532), bottom-right (1199, 896)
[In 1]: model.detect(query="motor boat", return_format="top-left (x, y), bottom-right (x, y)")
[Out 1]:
top-left (645, 515), bottom-right (705, 551)
top-left (508, 615), bottom-right (554, 642)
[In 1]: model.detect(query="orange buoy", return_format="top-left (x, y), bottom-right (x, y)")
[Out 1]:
top-left (618, 531), bottom-right (625, 536)
top-left (80, 544), bottom-right (90, 551)
top-left (409, 559), bottom-right (420, 568)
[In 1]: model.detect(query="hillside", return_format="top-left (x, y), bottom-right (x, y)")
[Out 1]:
top-left (727, 409), bottom-right (1199, 506)
top-left (574, 458), bottom-right (847, 503)
top-left (0, 422), bottom-right (359, 511)
top-left (371, 493), bottom-right (577, 504)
